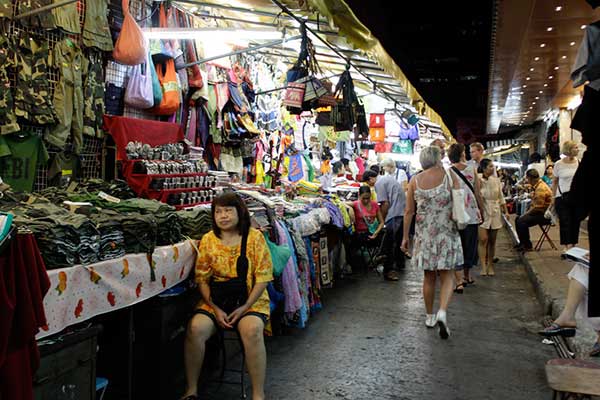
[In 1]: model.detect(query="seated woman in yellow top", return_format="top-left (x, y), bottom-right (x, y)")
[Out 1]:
top-left (182, 192), bottom-right (273, 400)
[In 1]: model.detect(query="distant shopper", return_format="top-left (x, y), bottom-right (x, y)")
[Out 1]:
top-left (542, 164), bottom-right (554, 186)
top-left (375, 161), bottom-right (407, 281)
top-left (401, 146), bottom-right (463, 339)
top-left (514, 169), bottom-right (552, 251)
top-left (182, 193), bottom-right (273, 400)
top-left (478, 159), bottom-right (509, 275)
top-left (361, 170), bottom-right (378, 202)
top-left (448, 144), bottom-right (484, 289)
top-left (552, 141), bottom-right (581, 253)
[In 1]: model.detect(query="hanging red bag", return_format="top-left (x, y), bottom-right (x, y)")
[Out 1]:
top-left (369, 113), bottom-right (385, 128)
top-left (151, 59), bottom-right (181, 115)
top-left (113, 0), bottom-right (147, 65)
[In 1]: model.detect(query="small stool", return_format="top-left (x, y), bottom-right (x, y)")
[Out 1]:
top-left (535, 223), bottom-right (557, 251)
top-left (545, 358), bottom-right (600, 399)
top-left (95, 377), bottom-right (109, 400)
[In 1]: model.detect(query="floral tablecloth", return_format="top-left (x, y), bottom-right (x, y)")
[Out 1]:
top-left (37, 240), bottom-right (195, 339)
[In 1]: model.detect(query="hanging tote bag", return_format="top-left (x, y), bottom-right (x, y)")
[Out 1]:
top-left (147, 54), bottom-right (163, 107)
top-left (124, 54), bottom-right (154, 109)
top-left (113, 0), bottom-right (147, 65)
top-left (149, 3), bottom-right (176, 61)
top-left (445, 169), bottom-right (469, 230)
top-left (151, 59), bottom-right (181, 115)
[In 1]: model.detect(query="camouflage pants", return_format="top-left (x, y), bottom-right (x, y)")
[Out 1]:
top-left (14, 35), bottom-right (56, 126)
top-left (0, 0), bottom-right (12, 18)
top-left (83, 54), bottom-right (105, 138)
top-left (0, 37), bottom-right (19, 135)
top-left (47, 38), bottom-right (83, 153)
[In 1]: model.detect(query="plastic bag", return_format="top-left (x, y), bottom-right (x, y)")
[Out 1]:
top-left (264, 234), bottom-right (292, 277)
top-left (113, 0), bottom-right (147, 65)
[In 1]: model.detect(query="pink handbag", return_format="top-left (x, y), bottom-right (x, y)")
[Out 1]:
top-left (124, 53), bottom-right (154, 109)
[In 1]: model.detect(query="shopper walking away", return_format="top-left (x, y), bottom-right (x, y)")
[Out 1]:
top-left (401, 146), bottom-right (463, 339)
top-left (182, 192), bottom-right (273, 400)
top-left (448, 144), bottom-right (484, 290)
top-left (478, 159), bottom-right (509, 276)
top-left (376, 159), bottom-right (407, 281)
top-left (551, 140), bottom-right (581, 254)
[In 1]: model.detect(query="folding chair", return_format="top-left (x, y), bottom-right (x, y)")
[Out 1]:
top-left (356, 228), bottom-right (387, 274)
top-left (535, 221), bottom-right (557, 251)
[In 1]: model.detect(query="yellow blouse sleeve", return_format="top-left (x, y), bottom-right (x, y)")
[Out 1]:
top-left (195, 233), bottom-right (213, 284)
top-left (250, 230), bottom-right (274, 284)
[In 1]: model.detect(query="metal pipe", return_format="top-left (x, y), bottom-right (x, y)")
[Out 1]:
top-left (177, 34), bottom-right (301, 69)
top-left (269, 0), bottom-right (407, 108)
top-left (14, 0), bottom-right (77, 20)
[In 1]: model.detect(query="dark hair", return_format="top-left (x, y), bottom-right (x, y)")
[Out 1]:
top-left (341, 158), bottom-right (350, 166)
top-left (362, 170), bottom-right (378, 182)
top-left (448, 143), bottom-right (465, 163)
top-left (479, 158), bottom-right (493, 174)
top-left (332, 161), bottom-right (343, 174)
top-left (526, 168), bottom-right (540, 179)
top-left (529, 152), bottom-right (542, 163)
top-left (369, 164), bottom-right (380, 174)
top-left (358, 185), bottom-right (371, 196)
top-left (545, 165), bottom-right (553, 174)
top-left (211, 192), bottom-right (251, 238)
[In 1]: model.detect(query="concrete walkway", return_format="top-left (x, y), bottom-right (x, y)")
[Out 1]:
top-left (506, 215), bottom-right (598, 358)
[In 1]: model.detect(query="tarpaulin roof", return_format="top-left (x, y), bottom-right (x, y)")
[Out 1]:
top-left (175, 0), bottom-right (452, 139)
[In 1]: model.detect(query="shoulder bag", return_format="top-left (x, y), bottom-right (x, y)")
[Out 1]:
top-left (209, 231), bottom-right (249, 314)
top-left (445, 169), bottom-right (469, 230)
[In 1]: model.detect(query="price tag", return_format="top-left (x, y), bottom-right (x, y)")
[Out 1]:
top-left (98, 191), bottom-right (121, 203)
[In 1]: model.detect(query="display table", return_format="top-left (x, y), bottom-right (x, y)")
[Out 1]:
top-left (37, 240), bottom-right (195, 339)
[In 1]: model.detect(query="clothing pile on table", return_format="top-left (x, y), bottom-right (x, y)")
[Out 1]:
top-left (176, 207), bottom-right (213, 240)
top-left (88, 212), bottom-right (126, 261)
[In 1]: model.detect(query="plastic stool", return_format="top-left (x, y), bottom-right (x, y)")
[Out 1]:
top-left (96, 377), bottom-right (109, 400)
top-left (211, 329), bottom-right (247, 399)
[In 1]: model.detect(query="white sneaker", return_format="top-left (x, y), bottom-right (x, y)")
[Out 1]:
top-left (425, 314), bottom-right (437, 328)
top-left (436, 310), bottom-right (451, 339)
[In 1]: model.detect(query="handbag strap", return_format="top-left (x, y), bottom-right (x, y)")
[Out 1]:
top-left (451, 166), bottom-right (475, 196)
top-left (235, 230), bottom-right (249, 280)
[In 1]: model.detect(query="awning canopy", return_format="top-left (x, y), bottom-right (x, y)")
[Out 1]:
top-left (173, 0), bottom-right (452, 139)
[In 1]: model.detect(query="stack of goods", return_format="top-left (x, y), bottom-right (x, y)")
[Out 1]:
top-left (177, 208), bottom-right (213, 240)
top-left (155, 212), bottom-right (183, 246)
top-left (208, 170), bottom-right (231, 186)
top-left (88, 211), bottom-right (127, 261)
top-left (8, 201), bottom-right (101, 268)
top-left (76, 179), bottom-right (137, 199)
top-left (296, 180), bottom-right (321, 196)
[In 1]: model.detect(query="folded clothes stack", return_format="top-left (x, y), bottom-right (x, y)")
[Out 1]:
top-left (177, 208), bottom-right (213, 240)
top-left (155, 212), bottom-right (183, 246)
top-left (88, 212), bottom-right (126, 261)
top-left (77, 179), bottom-right (137, 199)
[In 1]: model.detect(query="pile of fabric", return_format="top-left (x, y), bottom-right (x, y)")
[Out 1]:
top-left (177, 207), bottom-right (213, 240)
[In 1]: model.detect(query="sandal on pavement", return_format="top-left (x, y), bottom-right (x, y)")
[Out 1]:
top-left (463, 278), bottom-right (475, 286)
top-left (453, 283), bottom-right (464, 294)
top-left (590, 342), bottom-right (600, 357)
top-left (538, 322), bottom-right (577, 338)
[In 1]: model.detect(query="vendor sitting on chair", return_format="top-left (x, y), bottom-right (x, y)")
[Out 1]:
top-left (515, 169), bottom-right (553, 251)
top-left (347, 186), bottom-right (384, 270)
top-left (181, 192), bottom-right (273, 400)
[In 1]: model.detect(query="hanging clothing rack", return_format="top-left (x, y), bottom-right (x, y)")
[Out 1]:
top-left (14, 0), bottom-right (77, 20)
top-left (177, 34), bottom-right (302, 69)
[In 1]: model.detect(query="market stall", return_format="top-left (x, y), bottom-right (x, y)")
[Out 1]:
top-left (0, 0), bottom-right (452, 398)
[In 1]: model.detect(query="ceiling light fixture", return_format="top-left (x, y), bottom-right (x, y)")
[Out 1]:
top-left (555, 6), bottom-right (562, 11)
top-left (539, 91), bottom-right (544, 94)
top-left (562, 55), bottom-right (567, 59)
top-left (526, 77), bottom-right (531, 80)
top-left (547, 27), bottom-right (554, 32)
top-left (530, 68), bottom-right (535, 71)
top-left (570, 41), bottom-right (576, 46)
top-left (544, 83), bottom-right (548, 87)
top-left (523, 85), bottom-right (527, 88)
top-left (533, 102), bottom-right (537, 104)
top-left (554, 66), bottom-right (559, 70)
top-left (540, 43), bottom-right (546, 48)
top-left (548, 75), bottom-right (553, 79)
top-left (581, 25), bottom-right (587, 29)
top-left (535, 96), bottom-right (539, 99)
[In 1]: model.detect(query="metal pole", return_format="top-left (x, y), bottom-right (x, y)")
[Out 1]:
top-left (177, 35), bottom-right (301, 70)
top-left (269, 0), bottom-right (408, 108)
top-left (14, 0), bottom-right (77, 20)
